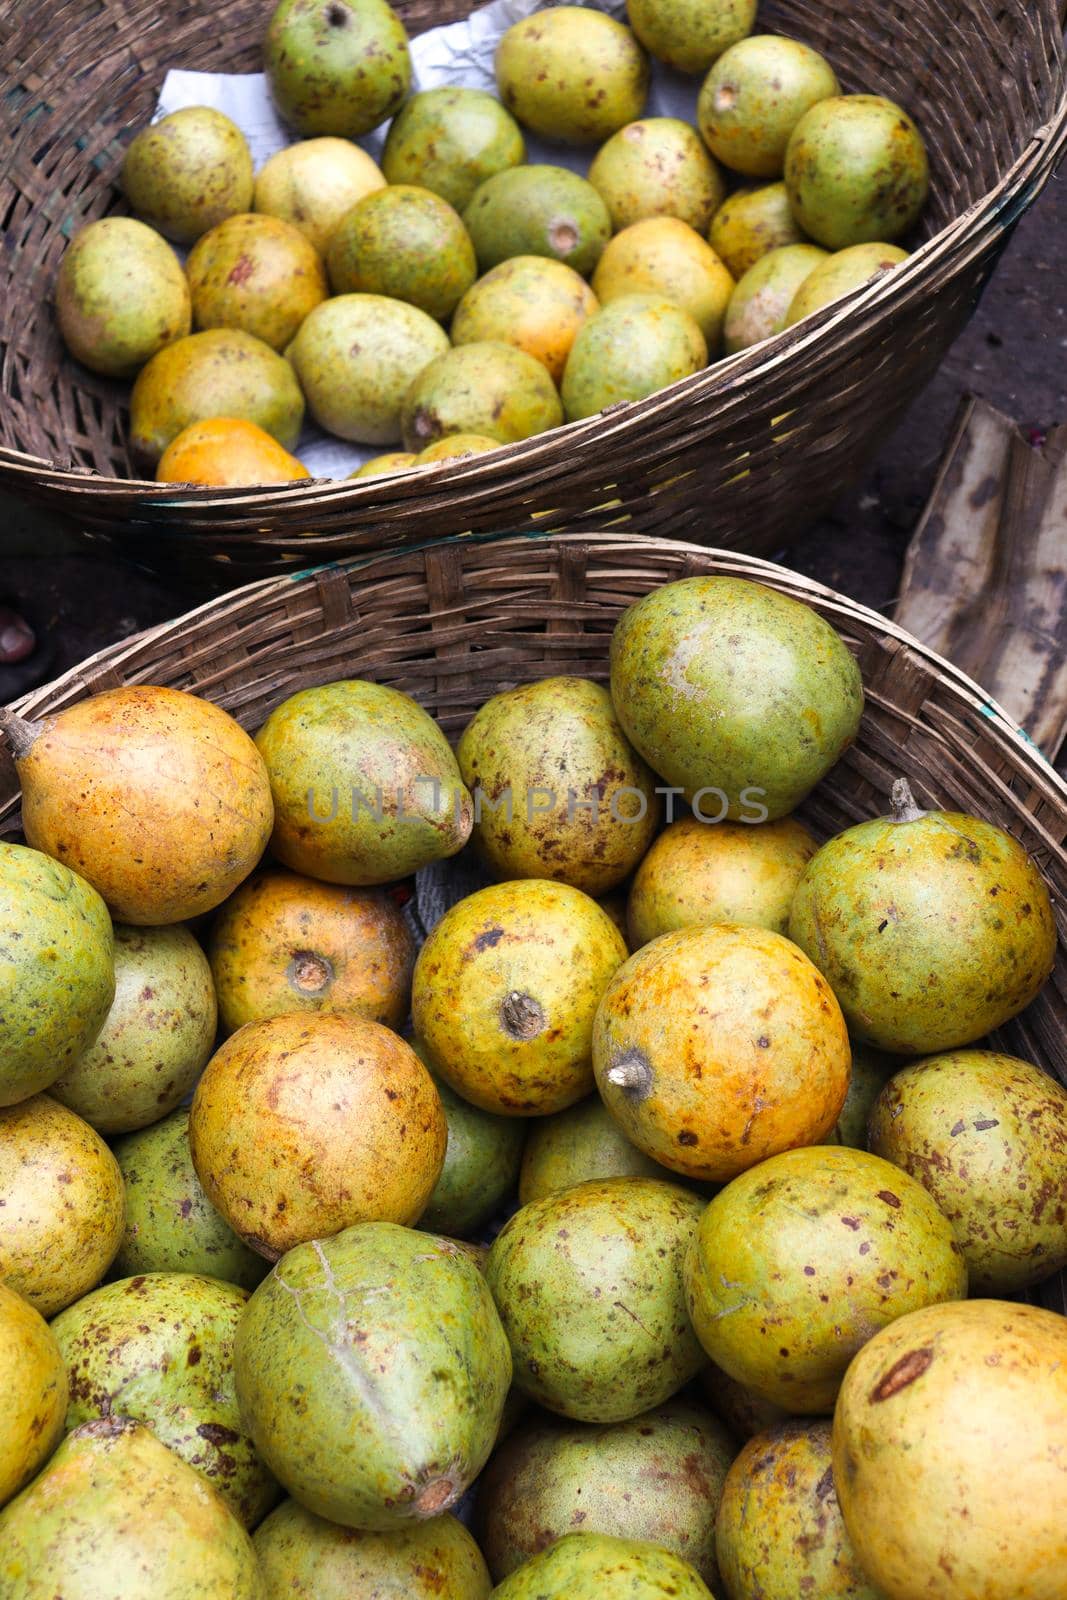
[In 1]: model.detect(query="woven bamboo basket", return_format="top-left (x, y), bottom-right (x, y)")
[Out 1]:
top-left (0, 530), bottom-right (1064, 1311)
top-left (1, 2), bottom-right (1066, 581)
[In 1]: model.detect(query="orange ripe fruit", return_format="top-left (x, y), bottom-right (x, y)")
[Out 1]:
top-left (156, 417), bottom-right (310, 487)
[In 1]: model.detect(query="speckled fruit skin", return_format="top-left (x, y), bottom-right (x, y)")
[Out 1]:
top-left (592, 218), bottom-right (735, 349)
top-left (414, 434), bottom-right (500, 465)
top-left (869, 1050), bottom-right (1067, 1292)
top-left (699, 36), bottom-right (840, 179)
top-left (157, 417), bottom-right (310, 486)
top-left (208, 867), bottom-right (414, 1036)
top-left (186, 212), bottom-right (327, 351)
top-left (255, 1499), bottom-right (491, 1598)
top-left (50, 924), bottom-right (216, 1135)
top-left (519, 1094), bottom-right (667, 1204)
top-left (589, 118), bottom-right (727, 233)
top-left (264, 0), bottom-right (411, 138)
top-left (594, 926), bottom-right (851, 1183)
top-left (496, 9), bottom-right (649, 147)
top-left (0, 1096), bottom-right (125, 1317)
top-left (234, 1224), bottom-right (511, 1528)
top-left (0, 1417), bottom-right (262, 1599)
top-left (55, 218), bottom-right (190, 379)
top-left (825, 1041), bottom-right (895, 1149)
top-left (716, 1419), bottom-right (881, 1600)
top-left (685, 1145), bottom-right (967, 1414)
top-left (785, 94), bottom-right (930, 249)
top-left (112, 1110), bottom-right (270, 1290)
top-left (121, 107), bottom-right (253, 245)
top-left (491, 1531), bottom-right (715, 1599)
top-left (130, 327), bottom-right (305, 465)
top-left (420, 1069), bottom-right (527, 1239)
top-left (254, 137), bottom-right (386, 255)
top-left (627, 815), bottom-right (818, 947)
top-left (402, 342), bottom-right (564, 452)
top-left (486, 1177), bottom-right (705, 1422)
top-left (10, 686), bottom-right (273, 925)
top-left (190, 1013), bottom-right (446, 1260)
top-left (709, 181), bottom-right (806, 278)
top-left (833, 1300), bottom-right (1067, 1600)
top-left (725, 242), bottom-right (828, 352)
top-left (51, 1273), bottom-right (278, 1527)
top-left (384, 88), bottom-right (526, 213)
top-left (351, 451), bottom-right (417, 479)
top-left (463, 166), bottom-right (612, 277)
top-left (453, 258), bottom-right (599, 386)
top-left (785, 241), bottom-right (909, 324)
top-left (699, 1361), bottom-right (789, 1443)
top-left (789, 800), bottom-right (1056, 1053)
top-left (478, 1399), bottom-right (734, 1584)
top-left (562, 293), bottom-right (707, 422)
top-left (255, 678), bottom-right (471, 884)
top-left (412, 880), bottom-right (627, 1117)
top-left (627, 0), bottom-right (757, 75)
top-left (289, 293), bottom-right (448, 445)
top-left (609, 576), bottom-right (864, 818)
top-left (0, 842), bottom-right (114, 1106)
top-left (0, 1283), bottom-right (67, 1510)
top-left (458, 676), bottom-right (660, 895)
top-left (327, 185), bottom-right (477, 322)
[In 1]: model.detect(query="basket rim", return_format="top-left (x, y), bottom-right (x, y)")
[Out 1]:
top-left (6, 530), bottom-right (1065, 823)
top-left (3, 85), bottom-right (1066, 500)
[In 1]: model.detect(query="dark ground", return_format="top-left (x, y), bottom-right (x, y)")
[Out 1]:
top-left (2, 168), bottom-right (1065, 683)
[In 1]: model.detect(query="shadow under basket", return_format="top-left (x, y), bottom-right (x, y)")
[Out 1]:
top-left (0, 530), bottom-right (1064, 1310)
top-left (1, 1), bottom-right (1066, 580)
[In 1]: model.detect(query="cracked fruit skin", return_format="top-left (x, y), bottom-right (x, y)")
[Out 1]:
top-left (56, 218), bottom-right (190, 379)
top-left (478, 1398), bottom-right (734, 1584)
top-left (452, 258), bottom-right (599, 386)
top-left (384, 88), bottom-right (526, 213)
top-left (458, 676), bottom-right (660, 895)
top-left (0, 842), bottom-right (114, 1106)
top-left (130, 327), bottom-right (305, 466)
top-left (519, 1094), bottom-right (667, 1204)
top-left (486, 1176), bottom-right (706, 1423)
top-left (785, 241), bottom-right (909, 324)
top-left (157, 417), bottom-right (309, 486)
top-left (609, 576), bottom-right (864, 818)
top-left (255, 678), bottom-right (471, 884)
top-left (833, 1300), bottom-right (1067, 1600)
top-left (684, 1145), bottom-right (967, 1414)
top-left (112, 1109), bottom-right (270, 1290)
top-left (785, 95), bottom-right (930, 249)
top-left (0, 1283), bottom-right (67, 1511)
top-left (419, 1068), bottom-right (527, 1239)
top-left (592, 218), bottom-right (736, 350)
top-left (589, 117), bottom-right (727, 233)
top-left (490, 1531), bottom-right (715, 1599)
top-left (716, 1419), bottom-right (881, 1600)
top-left (868, 1050), bottom-right (1067, 1293)
top-left (788, 802), bottom-right (1056, 1053)
top-left (0, 1417), bottom-right (261, 1599)
top-left (709, 181), bottom-right (807, 279)
top-left (562, 293), bottom-right (708, 421)
top-left (401, 341), bottom-right (564, 452)
top-left (0, 1095), bottom-right (125, 1318)
top-left (496, 9), bottom-right (650, 147)
top-left (699, 36), bottom-right (840, 179)
top-left (50, 923), bottom-right (216, 1135)
top-left (327, 185), bottom-right (477, 322)
top-left (190, 1012), bottom-right (446, 1260)
top-left (724, 242), bottom-right (828, 353)
top-left (234, 1224), bottom-right (511, 1529)
top-left (255, 1498), bottom-right (491, 1598)
top-left (264, 0), bottom-right (411, 139)
top-left (464, 165), bottom-right (612, 278)
top-left (254, 136), bottom-right (386, 255)
top-left (208, 866), bottom-right (414, 1035)
top-left (627, 0), bottom-right (756, 75)
top-left (187, 212), bottom-right (328, 351)
top-left (51, 1273), bottom-right (278, 1528)
top-left (9, 686), bottom-right (273, 925)
top-left (412, 879), bottom-right (627, 1117)
top-left (627, 815), bottom-right (818, 947)
top-left (121, 106), bottom-right (253, 244)
top-left (593, 925), bottom-right (851, 1183)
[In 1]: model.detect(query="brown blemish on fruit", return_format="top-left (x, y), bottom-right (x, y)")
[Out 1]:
top-left (870, 1345), bottom-right (934, 1402)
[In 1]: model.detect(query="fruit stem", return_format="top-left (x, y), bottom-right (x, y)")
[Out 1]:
top-left (0, 708), bottom-right (42, 761)
top-left (890, 778), bottom-right (926, 824)
top-left (606, 1050), bottom-right (654, 1103)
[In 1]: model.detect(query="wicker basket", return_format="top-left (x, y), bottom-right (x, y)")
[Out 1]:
top-left (0, 530), bottom-right (1064, 1309)
top-left (1, 1), bottom-right (1066, 582)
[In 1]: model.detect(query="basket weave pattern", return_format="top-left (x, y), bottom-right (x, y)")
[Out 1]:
top-left (0, 1), bottom-right (1065, 577)
top-left (0, 532), bottom-right (1064, 1308)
